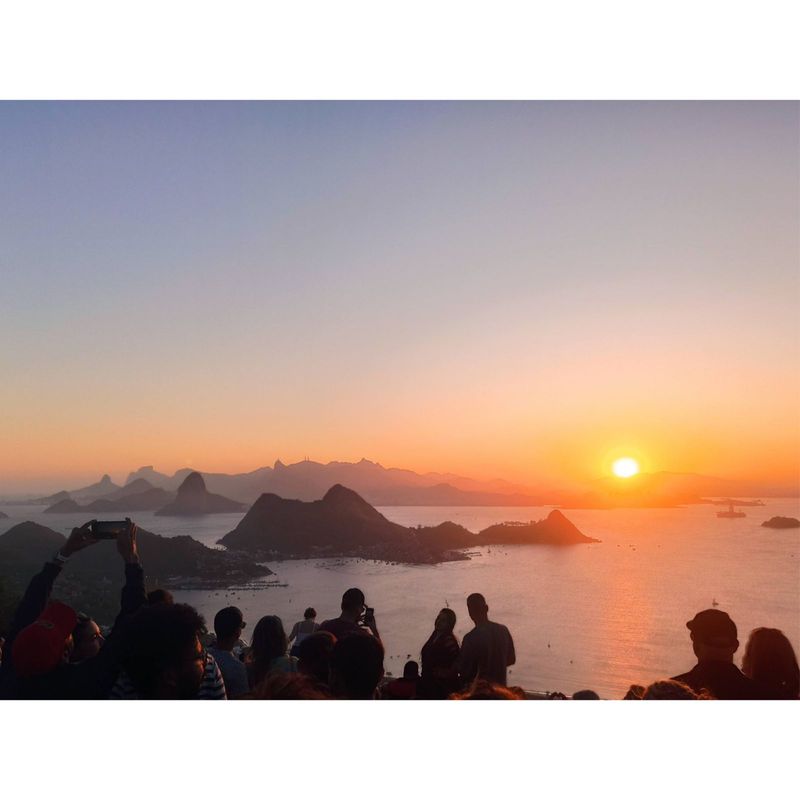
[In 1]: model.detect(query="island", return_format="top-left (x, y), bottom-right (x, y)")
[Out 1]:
top-left (219, 484), bottom-right (598, 564)
top-left (155, 472), bottom-right (245, 516)
top-left (761, 516), bottom-right (800, 529)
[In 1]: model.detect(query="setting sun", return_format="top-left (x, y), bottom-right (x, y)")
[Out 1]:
top-left (612, 457), bottom-right (640, 478)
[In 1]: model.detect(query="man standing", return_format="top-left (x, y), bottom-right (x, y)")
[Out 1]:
top-left (457, 593), bottom-right (515, 687)
top-left (320, 588), bottom-right (380, 641)
top-left (671, 609), bottom-right (763, 700)
top-left (209, 606), bottom-right (249, 698)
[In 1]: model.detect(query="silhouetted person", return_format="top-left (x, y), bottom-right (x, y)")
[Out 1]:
top-left (742, 627), bottom-right (799, 699)
top-left (456, 593), bottom-right (515, 687)
top-left (1, 520), bottom-right (146, 700)
top-left (248, 615), bottom-right (297, 688)
top-left (382, 660), bottom-right (419, 699)
top-left (623, 684), bottom-right (646, 700)
top-left (643, 680), bottom-right (709, 700)
top-left (248, 671), bottom-right (332, 700)
top-left (209, 606), bottom-right (249, 698)
top-left (116, 603), bottom-right (210, 699)
top-left (320, 588), bottom-right (380, 640)
top-left (450, 679), bottom-right (524, 700)
top-left (572, 689), bottom-right (600, 700)
top-left (671, 609), bottom-right (763, 699)
top-left (419, 607), bottom-right (460, 698)
top-left (147, 589), bottom-right (174, 606)
top-left (297, 630), bottom-right (336, 687)
top-left (330, 633), bottom-right (385, 699)
top-left (288, 607), bottom-right (320, 657)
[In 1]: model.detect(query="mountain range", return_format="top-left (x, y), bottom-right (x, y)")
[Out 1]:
top-left (13, 458), bottom-right (798, 510)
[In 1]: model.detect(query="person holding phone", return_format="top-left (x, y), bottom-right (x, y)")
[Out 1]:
top-left (319, 588), bottom-right (381, 641)
top-left (0, 519), bottom-right (146, 699)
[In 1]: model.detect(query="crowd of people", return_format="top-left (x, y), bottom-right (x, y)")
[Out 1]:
top-left (0, 522), bottom-right (797, 700)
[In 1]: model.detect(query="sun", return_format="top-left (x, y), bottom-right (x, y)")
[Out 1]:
top-left (612, 457), bottom-right (640, 478)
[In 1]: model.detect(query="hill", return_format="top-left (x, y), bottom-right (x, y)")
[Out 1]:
top-left (477, 510), bottom-right (600, 544)
top-left (0, 521), bottom-right (272, 626)
top-left (155, 472), bottom-right (245, 516)
top-left (220, 485), bottom-right (595, 564)
top-left (44, 497), bottom-right (83, 513)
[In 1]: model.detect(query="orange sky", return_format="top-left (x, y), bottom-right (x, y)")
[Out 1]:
top-left (1, 102), bottom-right (798, 494)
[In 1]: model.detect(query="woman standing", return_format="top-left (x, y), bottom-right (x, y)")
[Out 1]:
top-left (419, 608), bottom-right (460, 699)
top-left (288, 607), bottom-right (320, 658)
top-left (247, 615), bottom-right (298, 689)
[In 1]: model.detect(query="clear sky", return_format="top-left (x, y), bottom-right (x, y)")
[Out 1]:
top-left (1, 102), bottom-right (798, 492)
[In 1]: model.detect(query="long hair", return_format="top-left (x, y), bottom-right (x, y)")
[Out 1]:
top-left (250, 616), bottom-right (288, 686)
top-left (742, 628), bottom-right (799, 699)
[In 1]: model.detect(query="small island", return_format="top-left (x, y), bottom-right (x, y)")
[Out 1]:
top-left (761, 516), bottom-right (800, 529)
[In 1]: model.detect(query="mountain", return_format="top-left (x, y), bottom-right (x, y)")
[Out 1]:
top-left (85, 488), bottom-right (176, 512)
top-left (124, 459), bottom-right (547, 506)
top-left (44, 497), bottom-right (83, 513)
top-left (220, 484), bottom-right (594, 564)
top-left (0, 510), bottom-right (8, 519)
top-left (0, 521), bottom-right (273, 626)
top-left (29, 475), bottom-right (121, 505)
top-left (155, 472), bottom-right (245, 516)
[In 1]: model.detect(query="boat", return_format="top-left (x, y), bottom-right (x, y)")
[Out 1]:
top-left (717, 502), bottom-right (746, 519)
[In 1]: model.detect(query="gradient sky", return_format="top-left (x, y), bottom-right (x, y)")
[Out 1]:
top-left (1, 102), bottom-right (798, 493)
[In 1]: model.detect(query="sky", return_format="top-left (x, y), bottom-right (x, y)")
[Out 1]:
top-left (1, 101), bottom-right (798, 493)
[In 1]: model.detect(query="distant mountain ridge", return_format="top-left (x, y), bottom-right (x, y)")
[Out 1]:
top-left (11, 459), bottom-right (798, 510)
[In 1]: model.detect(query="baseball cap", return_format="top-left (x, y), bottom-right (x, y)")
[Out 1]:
top-left (686, 609), bottom-right (738, 647)
top-left (12, 601), bottom-right (77, 677)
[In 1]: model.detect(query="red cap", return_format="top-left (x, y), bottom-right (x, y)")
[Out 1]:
top-left (12, 601), bottom-right (77, 677)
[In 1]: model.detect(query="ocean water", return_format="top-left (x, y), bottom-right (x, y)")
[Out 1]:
top-left (3, 500), bottom-right (799, 698)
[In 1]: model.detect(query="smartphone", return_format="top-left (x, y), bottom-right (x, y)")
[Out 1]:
top-left (363, 607), bottom-right (375, 624)
top-left (92, 519), bottom-right (130, 539)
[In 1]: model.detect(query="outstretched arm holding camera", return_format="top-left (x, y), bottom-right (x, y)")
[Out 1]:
top-left (0, 520), bottom-right (148, 699)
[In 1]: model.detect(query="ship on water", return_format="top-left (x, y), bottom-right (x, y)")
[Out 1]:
top-left (717, 502), bottom-right (746, 519)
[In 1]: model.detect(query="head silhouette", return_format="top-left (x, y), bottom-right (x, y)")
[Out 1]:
top-left (466, 593), bottom-right (489, 624)
top-left (121, 603), bottom-right (206, 699)
top-left (297, 630), bottom-right (336, 686)
top-left (340, 588), bottom-right (366, 621)
top-left (434, 608), bottom-right (456, 633)
top-left (686, 609), bottom-right (738, 663)
top-left (213, 606), bottom-right (245, 649)
top-left (303, 607), bottom-right (317, 620)
top-left (330, 634), bottom-right (384, 699)
top-left (451, 679), bottom-right (523, 700)
top-left (643, 680), bottom-right (708, 700)
top-left (250, 615), bottom-right (288, 685)
top-left (742, 628), bottom-right (799, 699)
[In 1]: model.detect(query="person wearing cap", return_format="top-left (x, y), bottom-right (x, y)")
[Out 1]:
top-left (671, 609), bottom-right (763, 700)
top-left (0, 520), bottom-right (146, 699)
top-left (319, 588), bottom-right (381, 641)
top-left (208, 606), bottom-right (249, 698)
